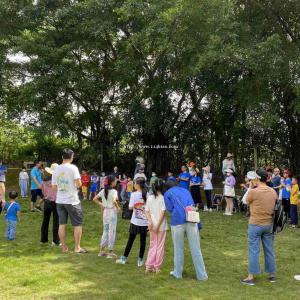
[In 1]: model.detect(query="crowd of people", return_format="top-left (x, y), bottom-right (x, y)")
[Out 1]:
top-left (0, 151), bottom-right (300, 284)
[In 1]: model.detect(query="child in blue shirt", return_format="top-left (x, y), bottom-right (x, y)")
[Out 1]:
top-left (282, 169), bottom-right (292, 218)
top-left (3, 191), bottom-right (21, 241)
top-left (89, 172), bottom-right (99, 200)
top-left (178, 166), bottom-right (190, 189)
top-left (167, 171), bottom-right (176, 182)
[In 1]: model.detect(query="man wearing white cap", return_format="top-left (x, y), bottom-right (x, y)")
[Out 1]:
top-left (241, 169), bottom-right (277, 286)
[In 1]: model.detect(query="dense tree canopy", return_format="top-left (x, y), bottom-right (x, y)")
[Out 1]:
top-left (1, 0), bottom-right (300, 176)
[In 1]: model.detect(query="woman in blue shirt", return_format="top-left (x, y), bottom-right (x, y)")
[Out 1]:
top-left (177, 166), bottom-right (190, 189)
top-left (164, 180), bottom-right (207, 281)
top-left (190, 169), bottom-right (202, 209)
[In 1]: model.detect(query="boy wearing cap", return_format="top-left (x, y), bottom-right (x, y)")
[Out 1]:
top-left (241, 169), bottom-right (277, 286)
top-left (41, 163), bottom-right (60, 245)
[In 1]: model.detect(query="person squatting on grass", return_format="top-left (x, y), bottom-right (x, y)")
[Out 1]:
top-left (40, 163), bottom-right (60, 246)
top-left (3, 191), bottom-right (21, 241)
top-left (93, 175), bottom-right (120, 259)
top-left (145, 179), bottom-right (168, 273)
top-left (52, 149), bottom-right (87, 254)
top-left (116, 177), bottom-right (148, 266)
top-left (241, 169), bottom-right (277, 286)
top-left (163, 180), bottom-right (208, 281)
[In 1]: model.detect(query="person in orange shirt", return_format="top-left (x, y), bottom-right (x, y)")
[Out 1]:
top-left (290, 176), bottom-right (299, 228)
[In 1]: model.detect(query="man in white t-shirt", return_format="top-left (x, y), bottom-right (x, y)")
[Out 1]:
top-left (52, 149), bottom-right (87, 254)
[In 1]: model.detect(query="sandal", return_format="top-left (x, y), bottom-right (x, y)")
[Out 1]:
top-left (106, 252), bottom-right (118, 259)
top-left (75, 248), bottom-right (88, 254)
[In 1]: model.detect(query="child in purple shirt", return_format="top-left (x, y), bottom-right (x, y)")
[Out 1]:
top-left (223, 169), bottom-right (236, 216)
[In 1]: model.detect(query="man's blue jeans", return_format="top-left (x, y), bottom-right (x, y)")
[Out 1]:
top-left (171, 223), bottom-right (208, 280)
top-left (5, 220), bottom-right (17, 240)
top-left (248, 224), bottom-right (276, 275)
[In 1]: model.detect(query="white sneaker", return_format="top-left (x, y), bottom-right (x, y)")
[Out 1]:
top-left (137, 258), bottom-right (144, 267)
top-left (116, 256), bottom-right (127, 264)
top-left (223, 212), bottom-right (232, 216)
top-left (209, 208), bottom-right (213, 212)
top-left (294, 275), bottom-right (300, 281)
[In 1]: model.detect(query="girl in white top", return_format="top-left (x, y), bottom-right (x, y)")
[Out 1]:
top-left (116, 178), bottom-right (148, 266)
top-left (145, 179), bottom-right (168, 273)
top-left (202, 166), bottom-right (213, 211)
top-left (93, 175), bottom-right (120, 258)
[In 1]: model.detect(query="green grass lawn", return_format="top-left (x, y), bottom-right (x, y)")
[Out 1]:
top-left (0, 199), bottom-right (300, 300)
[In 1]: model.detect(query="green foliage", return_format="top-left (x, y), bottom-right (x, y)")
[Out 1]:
top-left (1, 0), bottom-right (300, 173)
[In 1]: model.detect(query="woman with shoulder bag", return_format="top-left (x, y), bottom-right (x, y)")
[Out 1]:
top-left (163, 180), bottom-right (207, 281)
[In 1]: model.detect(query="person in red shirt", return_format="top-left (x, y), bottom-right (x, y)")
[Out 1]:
top-left (81, 169), bottom-right (90, 200)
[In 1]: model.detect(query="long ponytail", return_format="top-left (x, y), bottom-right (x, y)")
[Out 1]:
top-left (135, 177), bottom-right (148, 202)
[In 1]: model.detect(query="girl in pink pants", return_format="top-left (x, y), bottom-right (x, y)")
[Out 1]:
top-left (145, 179), bottom-right (168, 273)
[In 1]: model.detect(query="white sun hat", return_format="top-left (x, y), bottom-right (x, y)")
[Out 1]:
top-left (246, 171), bottom-right (261, 180)
top-left (224, 168), bottom-right (234, 174)
top-left (45, 163), bottom-right (59, 175)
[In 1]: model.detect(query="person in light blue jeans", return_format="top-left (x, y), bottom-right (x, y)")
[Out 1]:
top-left (248, 224), bottom-right (275, 275)
top-left (242, 169), bottom-right (277, 286)
top-left (19, 168), bottom-right (29, 198)
top-left (164, 180), bottom-right (207, 281)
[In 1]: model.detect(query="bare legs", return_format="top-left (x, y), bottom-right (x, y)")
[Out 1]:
top-left (225, 197), bottom-right (233, 215)
top-left (74, 226), bottom-right (82, 252)
top-left (59, 224), bottom-right (68, 252)
top-left (0, 183), bottom-right (5, 206)
top-left (59, 224), bottom-right (82, 253)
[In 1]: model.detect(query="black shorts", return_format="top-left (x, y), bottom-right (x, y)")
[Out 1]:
top-left (56, 203), bottom-right (83, 226)
top-left (31, 189), bottom-right (43, 203)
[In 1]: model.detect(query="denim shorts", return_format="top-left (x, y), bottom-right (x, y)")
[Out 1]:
top-left (56, 203), bottom-right (83, 226)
